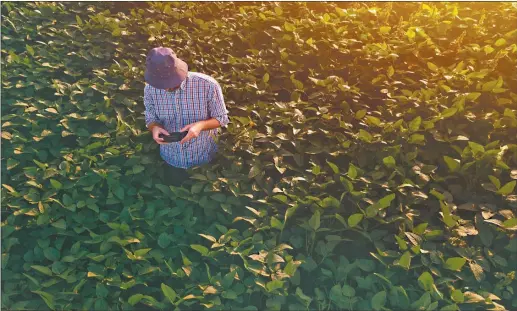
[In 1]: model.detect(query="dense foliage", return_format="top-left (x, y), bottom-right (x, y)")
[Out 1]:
top-left (2, 2), bottom-right (517, 310)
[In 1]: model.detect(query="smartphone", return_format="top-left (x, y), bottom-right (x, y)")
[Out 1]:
top-left (159, 131), bottom-right (188, 143)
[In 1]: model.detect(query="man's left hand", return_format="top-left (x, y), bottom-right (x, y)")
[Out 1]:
top-left (179, 121), bottom-right (204, 144)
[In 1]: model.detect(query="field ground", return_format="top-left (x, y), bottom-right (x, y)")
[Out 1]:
top-left (2, 2), bottom-right (517, 311)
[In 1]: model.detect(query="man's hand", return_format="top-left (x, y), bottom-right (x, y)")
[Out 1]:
top-left (151, 125), bottom-right (170, 144)
top-left (179, 122), bottom-right (204, 144)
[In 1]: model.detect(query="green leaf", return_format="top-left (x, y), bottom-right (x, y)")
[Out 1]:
top-left (158, 233), bottom-right (170, 249)
top-left (273, 194), bottom-right (288, 203)
top-left (284, 260), bottom-right (301, 276)
top-left (489, 175), bottom-right (501, 189)
top-left (33, 159), bottom-right (47, 169)
top-left (427, 62), bottom-right (439, 72)
top-left (418, 271), bottom-right (434, 291)
top-left (477, 219), bottom-right (493, 246)
top-left (496, 160), bottom-right (510, 170)
top-left (128, 294), bottom-right (144, 306)
top-left (266, 280), bottom-right (284, 292)
top-left (503, 218), bottom-right (517, 229)
top-left (358, 129), bottom-right (373, 142)
top-left (114, 187), bottom-right (124, 200)
top-left (371, 290), bottom-right (387, 311)
top-left (409, 133), bottom-right (425, 144)
top-left (413, 223), bottom-right (428, 235)
top-left (26, 44), bottom-right (35, 56)
top-left (32, 291), bottom-right (55, 310)
top-left (96, 283), bottom-right (109, 298)
top-left (308, 210), bottom-right (320, 231)
top-left (355, 109), bottom-right (367, 119)
top-left (263, 73), bottom-right (270, 83)
top-left (441, 304), bottom-right (460, 311)
top-left (43, 247), bottom-right (60, 261)
top-left (495, 38), bottom-right (506, 46)
top-left (270, 216), bottom-right (284, 230)
top-left (62, 194), bottom-right (73, 206)
top-left (484, 45), bottom-right (495, 54)
top-left (383, 156), bottom-right (396, 167)
top-left (161, 283), bottom-right (177, 304)
top-left (348, 164), bottom-right (358, 179)
top-left (326, 160), bottom-right (339, 174)
top-left (248, 164), bottom-right (262, 179)
top-left (6, 159), bottom-right (19, 170)
top-left (466, 92), bottom-right (481, 101)
top-left (94, 299), bottom-right (108, 310)
top-left (387, 65), bottom-right (395, 77)
top-left (441, 107), bottom-right (458, 118)
top-left (31, 265), bottom-right (53, 276)
top-left (329, 284), bottom-right (343, 301)
top-left (411, 292), bottom-right (431, 310)
top-left (444, 257), bottom-right (466, 271)
top-left (504, 108), bottom-right (516, 118)
top-left (397, 251), bottom-right (411, 270)
top-left (284, 21), bottom-right (295, 32)
top-left (23, 273), bottom-right (40, 286)
top-left (378, 193), bottom-right (396, 209)
top-left (342, 284), bottom-right (356, 297)
top-left (380, 26), bottom-right (391, 34)
top-left (221, 270), bottom-right (237, 288)
top-left (191, 182), bottom-right (205, 194)
top-left (357, 259), bottom-right (375, 272)
top-left (181, 250), bottom-right (192, 266)
top-left (134, 248), bottom-right (151, 257)
top-left (431, 189), bottom-right (445, 200)
top-left (295, 287), bottom-right (312, 306)
top-left (440, 201), bottom-right (456, 228)
top-left (482, 80), bottom-right (499, 92)
top-left (451, 289), bottom-right (464, 303)
top-left (320, 196), bottom-right (340, 208)
top-left (409, 116), bottom-right (421, 132)
top-left (389, 286), bottom-right (410, 309)
top-left (443, 156), bottom-right (460, 172)
top-left (50, 179), bottom-right (62, 189)
top-left (497, 180), bottom-right (516, 195)
top-left (190, 244), bottom-right (209, 256)
top-left (347, 213), bottom-right (363, 228)
top-left (407, 28), bottom-right (416, 39)
top-left (395, 235), bottom-right (408, 250)
top-left (133, 165), bottom-right (145, 174)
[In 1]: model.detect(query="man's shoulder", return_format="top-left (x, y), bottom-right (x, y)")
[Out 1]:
top-left (144, 83), bottom-right (156, 91)
top-left (188, 72), bottom-right (220, 87)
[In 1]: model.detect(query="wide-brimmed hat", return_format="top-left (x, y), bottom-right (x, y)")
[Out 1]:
top-left (144, 47), bottom-right (188, 89)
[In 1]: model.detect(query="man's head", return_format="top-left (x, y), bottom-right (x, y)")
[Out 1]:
top-left (144, 47), bottom-right (188, 89)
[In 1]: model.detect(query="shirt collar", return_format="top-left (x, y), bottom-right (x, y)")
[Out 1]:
top-left (179, 72), bottom-right (189, 90)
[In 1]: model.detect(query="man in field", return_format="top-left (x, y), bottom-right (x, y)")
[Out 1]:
top-left (143, 47), bottom-right (229, 186)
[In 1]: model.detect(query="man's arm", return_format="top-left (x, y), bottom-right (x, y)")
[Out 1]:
top-left (207, 82), bottom-right (229, 128)
top-left (179, 118), bottom-right (221, 144)
top-left (179, 82), bottom-right (229, 144)
top-left (144, 84), bottom-right (162, 131)
top-left (144, 84), bottom-right (169, 144)
top-left (197, 118), bottom-right (223, 131)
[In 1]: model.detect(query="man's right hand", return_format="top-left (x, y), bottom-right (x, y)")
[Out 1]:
top-left (151, 125), bottom-right (170, 145)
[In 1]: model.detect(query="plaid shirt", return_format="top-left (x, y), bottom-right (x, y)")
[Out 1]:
top-left (144, 72), bottom-right (229, 169)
